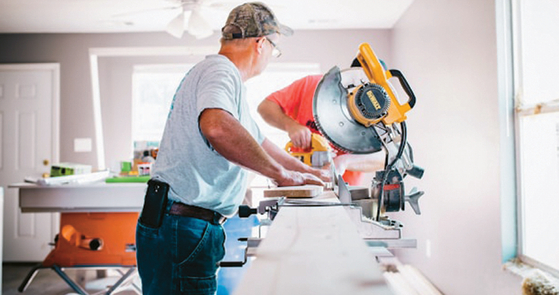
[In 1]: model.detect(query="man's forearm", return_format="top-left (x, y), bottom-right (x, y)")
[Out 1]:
top-left (258, 99), bottom-right (312, 148)
top-left (261, 138), bottom-right (315, 174)
top-left (257, 99), bottom-right (298, 131)
top-left (199, 109), bottom-right (287, 181)
top-left (335, 153), bottom-right (386, 174)
top-left (199, 109), bottom-right (324, 187)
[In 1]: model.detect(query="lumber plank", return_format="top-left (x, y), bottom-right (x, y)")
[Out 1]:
top-left (263, 185), bottom-right (323, 198)
top-left (234, 191), bottom-right (391, 295)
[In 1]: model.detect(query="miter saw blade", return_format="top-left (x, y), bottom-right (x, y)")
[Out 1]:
top-left (313, 66), bottom-right (383, 154)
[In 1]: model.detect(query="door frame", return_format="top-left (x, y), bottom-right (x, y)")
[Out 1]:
top-left (1, 63), bottom-right (60, 260)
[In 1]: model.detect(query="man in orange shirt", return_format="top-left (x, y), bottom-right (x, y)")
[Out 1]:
top-left (258, 64), bottom-right (385, 186)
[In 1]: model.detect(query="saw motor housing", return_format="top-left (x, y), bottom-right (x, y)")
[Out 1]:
top-left (354, 43), bottom-right (416, 126)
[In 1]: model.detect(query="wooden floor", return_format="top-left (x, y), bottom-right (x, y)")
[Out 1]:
top-left (2, 263), bottom-right (140, 295)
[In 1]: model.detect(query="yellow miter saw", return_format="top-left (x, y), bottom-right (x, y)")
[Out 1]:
top-left (313, 42), bottom-right (425, 221)
top-left (232, 43), bottom-right (425, 254)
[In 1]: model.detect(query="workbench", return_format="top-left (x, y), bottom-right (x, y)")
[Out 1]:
top-left (234, 191), bottom-right (393, 295)
top-left (13, 182), bottom-right (146, 213)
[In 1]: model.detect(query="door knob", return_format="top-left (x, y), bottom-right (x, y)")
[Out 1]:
top-left (43, 159), bottom-right (49, 166)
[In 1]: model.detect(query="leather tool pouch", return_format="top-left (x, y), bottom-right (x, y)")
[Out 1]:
top-left (139, 179), bottom-right (169, 229)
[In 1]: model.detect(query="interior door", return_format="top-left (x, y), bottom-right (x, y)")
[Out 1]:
top-left (0, 64), bottom-right (60, 261)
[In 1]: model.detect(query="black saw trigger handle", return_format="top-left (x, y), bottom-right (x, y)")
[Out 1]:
top-left (389, 69), bottom-right (417, 109)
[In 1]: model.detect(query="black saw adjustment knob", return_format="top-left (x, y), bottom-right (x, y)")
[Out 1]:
top-left (238, 205), bottom-right (257, 218)
top-left (354, 83), bottom-right (390, 120)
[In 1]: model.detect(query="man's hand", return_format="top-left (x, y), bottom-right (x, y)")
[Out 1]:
top-left (274, 170), bottom-right (325, 187)
top-left (261, 138), bottom-right (331, 185)
top-left (286, 123), bottom-right (312, 149)
top-left (257, 99), bottom-right (312, 149)
top-left (309, 167), bottom-right (331, 182)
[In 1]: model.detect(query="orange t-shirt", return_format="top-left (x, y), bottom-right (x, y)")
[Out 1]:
top-left (266, 75), bottom-right (364, 186)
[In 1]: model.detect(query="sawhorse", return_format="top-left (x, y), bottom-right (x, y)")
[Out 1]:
top-left (18, 264), bottom-right (140, 295)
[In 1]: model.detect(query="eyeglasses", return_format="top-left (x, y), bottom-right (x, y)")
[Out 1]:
top-left (264, 37), bottom-right (282, 58)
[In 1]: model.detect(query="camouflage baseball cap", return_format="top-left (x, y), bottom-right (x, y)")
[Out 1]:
top-left (222, 2), bottom-right (293, 40)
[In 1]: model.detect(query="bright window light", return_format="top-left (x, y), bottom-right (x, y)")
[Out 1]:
top-left (514, 0), bottom-right (559, 273)
top-left (518, 113), bottom-right (559, 270)
top-left (132, 64), bottom-right (193, 143)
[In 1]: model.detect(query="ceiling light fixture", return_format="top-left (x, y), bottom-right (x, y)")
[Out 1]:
top-left (164, 0), bottom-right (214, 39)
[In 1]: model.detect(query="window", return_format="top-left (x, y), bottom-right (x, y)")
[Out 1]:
top-left (132, 64), bottom-right (194, 144)
top-left (131, 62), bottom-right (321, 186)
top-left (512, 0), bottom-right (559, 273)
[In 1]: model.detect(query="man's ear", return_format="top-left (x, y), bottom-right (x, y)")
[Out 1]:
top-left (255, 38), bottom-right (265, 54)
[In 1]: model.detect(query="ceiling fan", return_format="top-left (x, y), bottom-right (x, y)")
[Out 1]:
top-left (165, 0), bottom-right (213, 39)
top-left (112, 0), bottom-right (232, 39)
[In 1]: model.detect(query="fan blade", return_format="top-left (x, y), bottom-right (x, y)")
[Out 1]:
top-left (112, 5), bottom-right (181, 18)
top-left (187, 9), bottom-right (213, 39)
top-left (166, 11), bottom-right (185, 38)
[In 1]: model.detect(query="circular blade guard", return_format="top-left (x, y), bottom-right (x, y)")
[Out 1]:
top-left (313, 67), bottom-right (383, 154)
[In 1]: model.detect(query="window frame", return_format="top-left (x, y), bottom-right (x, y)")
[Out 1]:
top-left (507, 0), bottom-right (559, 277)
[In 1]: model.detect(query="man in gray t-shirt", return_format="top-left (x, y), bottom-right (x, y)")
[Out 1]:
top-left (136, 2), bottom-right (329, 295)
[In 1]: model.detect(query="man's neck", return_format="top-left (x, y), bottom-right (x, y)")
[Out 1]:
top-left (218, 43), bottom-right (258, 82)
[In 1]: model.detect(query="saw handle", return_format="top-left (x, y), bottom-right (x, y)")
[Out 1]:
top-left (285, 141), bottom-right (311, 153)
top-left (358, 42), bottom-right (415, 124)
top-left (389, 69), bottom-right (416, 109)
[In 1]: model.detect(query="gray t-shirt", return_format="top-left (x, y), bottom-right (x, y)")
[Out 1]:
top-left (152, 54), bottom-right (264, 216)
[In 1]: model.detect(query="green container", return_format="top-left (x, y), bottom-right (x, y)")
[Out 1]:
top-left (105, 175), bottom-right (150, 183)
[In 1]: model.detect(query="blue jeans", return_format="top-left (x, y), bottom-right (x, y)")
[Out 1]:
top-left (136, 204), bottom-right (226, 295)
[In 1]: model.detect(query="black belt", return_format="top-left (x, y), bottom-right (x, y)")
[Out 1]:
top-left (169, 202), bottom-right (227, 225)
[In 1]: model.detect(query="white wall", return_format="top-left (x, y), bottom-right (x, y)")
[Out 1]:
top-left (389, 0), bottom-right (522, 293)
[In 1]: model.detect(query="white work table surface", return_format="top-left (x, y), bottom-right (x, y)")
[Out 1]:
top-left (9, 182), bottom-right (146, 213)
top-left (234, 191), bottom-right (392, 295)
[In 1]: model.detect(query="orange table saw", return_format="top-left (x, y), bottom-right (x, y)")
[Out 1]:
top-left (10, 182), bottom-right (146, 295)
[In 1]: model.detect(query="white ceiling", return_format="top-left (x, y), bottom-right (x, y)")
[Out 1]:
top-left (0, 0), bottom-right (414, 35)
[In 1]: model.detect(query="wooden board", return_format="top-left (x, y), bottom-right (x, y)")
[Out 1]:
top-left (263, 185), bottom-right (324, 198)
top-left (234, 191), bottom-right (391, 295)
